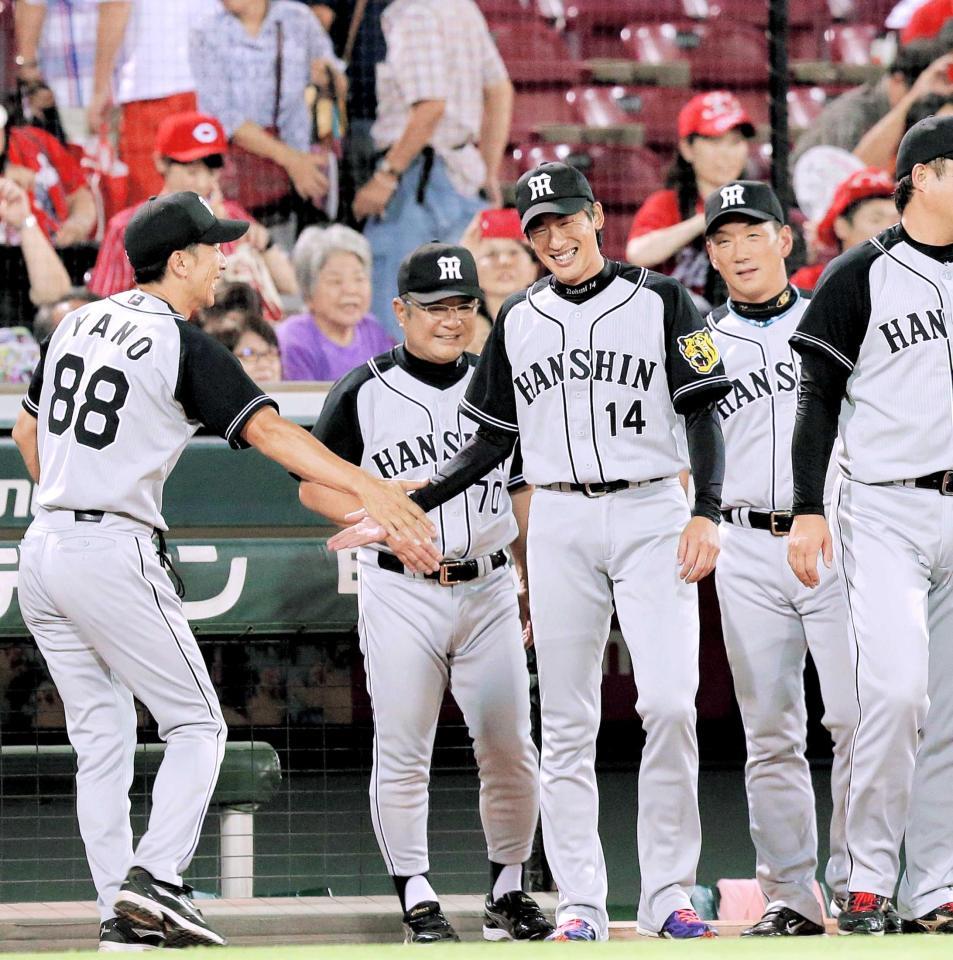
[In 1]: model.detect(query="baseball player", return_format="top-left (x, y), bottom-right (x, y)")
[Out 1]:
top-left (299, 243), bottom-right (552, 944)
top-left (12, 191), bottom-right (436, 952)
top-left (330, 162), bottom-right (731, 940)
top-left (704, 181), bottom-right (857, 936)
top-left (789, 115), bottom-right (953, 935)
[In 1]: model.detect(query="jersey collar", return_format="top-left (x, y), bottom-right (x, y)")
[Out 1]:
top-left (899, 224), bottom-right (953, 264)
top-left (119, 289), bottom-right (183, 318)
top-left (550, 258), bottom-right (617, 304)
top-left (394, 344), bottom-right (469, 390)
top-left (727, 283), bottom-right (799, 327)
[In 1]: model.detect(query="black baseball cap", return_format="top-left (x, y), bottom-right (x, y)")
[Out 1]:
top-left (515, 161), bottom-right (595, 231)
top-left (397, 242), bottom-right (484, 304)
top-left (896, 115), bottom-right (953, 180)
top-left (704, 180), bottom-right (786, 235)
top-left (124, 191), bottom-right (249, 270)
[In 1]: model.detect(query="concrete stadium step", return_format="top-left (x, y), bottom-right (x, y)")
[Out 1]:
top-left (0, 896), bottom-right (840, 950)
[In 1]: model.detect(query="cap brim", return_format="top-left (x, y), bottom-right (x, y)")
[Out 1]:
top-left (520, 197), bottom-right (589, 231)
top-left (704, 208), bottom-right (776, 235)
top-left (408, 285), bottom-right (485, 304)
top-left (198, 218), bottom-right (249, 245)
top-left (163, 147), bottom-right (226, 164)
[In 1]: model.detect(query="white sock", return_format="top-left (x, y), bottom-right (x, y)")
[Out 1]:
top-left (404, 875), bottom-right (438, 911)
top-left (492, 863), bottom-right (523, 901)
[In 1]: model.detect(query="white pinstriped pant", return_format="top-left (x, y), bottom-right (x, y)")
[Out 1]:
top-left (831, 475), bottom-right (953, 918)
top-left (18, 508), bottom-right (226, 920)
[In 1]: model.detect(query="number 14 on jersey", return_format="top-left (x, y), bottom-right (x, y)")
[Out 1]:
top-left (605, 399), bottom-right (645, 436)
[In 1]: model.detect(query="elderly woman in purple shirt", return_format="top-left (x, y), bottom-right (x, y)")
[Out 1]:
top-left (278, 224), bottom-right (394, 381)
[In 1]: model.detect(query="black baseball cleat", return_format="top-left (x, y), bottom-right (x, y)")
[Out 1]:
top-left (901, 902), bottom-right (953, 933)
top-left (98, 916), bottom-right (165, 952)
top-left (402, 900), bottom-right (460, 943)
top-left (114, 866), bottom-right (227, 948)
top-left (741, 902), bottom-right (825, 937)
top-left (837, 892), bottom-right (888, 935)
top-left (483, 890), bottom-right (555, 941)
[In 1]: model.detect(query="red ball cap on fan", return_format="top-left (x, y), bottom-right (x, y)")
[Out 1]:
top-left (154, 112), bottom-right (228, 163)
top-left (677, 91), bottom-right (755, 141)
top-left (816, 168), bottom-right (895, 248)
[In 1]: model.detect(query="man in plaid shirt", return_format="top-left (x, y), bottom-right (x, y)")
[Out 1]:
top-left (353, 0), bottom-right (514, 337)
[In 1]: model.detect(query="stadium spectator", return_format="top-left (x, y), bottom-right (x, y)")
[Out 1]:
top-left (88, 112), bottom-right (296, 309)
top-left (355, 0), bottom-right (514, 328)
top-left (1, 100), bottom-right (96, 246)
top-left (304, 0), bottom-right (389, 222)
top-left (902, 0), bottom-right (953, 43)
top-left (0, 177), bottom-right (72, 328)
top-left (460, 207), bottom-right (539, 353)
top-left (793, 41), bottom-right (952, 167)
top-left (626, 91), bottom-right (754, 311)
top-left (208, 308), bottom-right (284, 385)
top-left (790, 168), bottom-right (896, 291)
top-left (904, 90), bottom-right (953, 130)
top-left (190, 0), bottom-right (342, 227)
top-left (32, 286), bottom-right (97, 342)
top-left (87, 0), bottom-right (220, 204)
top-left (279, 224), bottom-right (393, 380)
top-left (196, 280), bottom-right (264, 332)
top-left (14, 0), bottom-right (100, 144)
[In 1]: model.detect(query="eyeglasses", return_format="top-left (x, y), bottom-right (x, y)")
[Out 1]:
top-left (236, 347), bottom-right (279, 360)
top-left (403, 298), bottom-right (481, 320)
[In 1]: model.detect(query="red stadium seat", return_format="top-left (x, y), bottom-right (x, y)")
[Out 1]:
top-left (510, 88), bottom-right (577, 143)
top-left (512, 141), bottom-right (664, 207)
top-left (566, 85), bottom-right (688, 147)
top-left (620, 21), bottom-right (769, 88)
top-left (786, 86), bottom-right (829, 133)
top-left (563, 0), bottom-right (709, 59)
top-left (706, 0), bottom-right (829, 28)
top-left (487, 20), bottom-right (588, 85)
top-left (825, 24), bottom-right (881, 65)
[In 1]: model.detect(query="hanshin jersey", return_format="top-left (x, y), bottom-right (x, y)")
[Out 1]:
top-left (313, 345), bottom-right (521, 560)
top-left (23, 289), bottom-right (276, 529)
top-left (707, 289), bottom-right (807, 511)
top-left (462, 260), bottom-right (730, 485)
top-left (792, 223), bottom-right (953, 484)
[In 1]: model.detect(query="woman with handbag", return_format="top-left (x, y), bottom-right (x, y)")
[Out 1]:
top-left (190, 0), bottom-right (344, 226)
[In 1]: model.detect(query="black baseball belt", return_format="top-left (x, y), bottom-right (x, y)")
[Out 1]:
top-left (74, 510), bottom-right (104, 523)
top-left (721, 507), bottom-right (793, 536)
top-left (541, 478), bottom-right (666, 499)
top-left (377, 549), bottom-right (508, 586)
top-left (895, 470), bottom-right (953, 494)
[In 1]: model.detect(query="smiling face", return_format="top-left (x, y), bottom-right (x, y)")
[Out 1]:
top-left (234, 329), bottom-right (281, 384)
top-left (706, 217), bottom-right (792, 303)
top-left (309, 250), bottom-right (372, 330)
top-left (179, 242), bottom-right (227, 310)
top-left (525, 204), bottom-right (605, 287)
top-left (395, 295), bottom-right (478, 364)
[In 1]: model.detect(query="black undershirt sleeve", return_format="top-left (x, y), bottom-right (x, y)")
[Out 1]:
top-left (175, 320), bottom-right (277, 448)
top-left (683, 402), bottom-right (724, 523)
top-left (408, 425), bottom-right (517, 513)
top-left (792, 350), bottom-right (848, 516)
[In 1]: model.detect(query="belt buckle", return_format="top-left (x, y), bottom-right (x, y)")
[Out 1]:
top-left (941, 472), bottom-right (953, 495)
top-left (769, 511), bottom-right (791, 536)
top-left (582, 483), bottom-right (608, 499)
top-left (438, 561), bottom-right (465, 586)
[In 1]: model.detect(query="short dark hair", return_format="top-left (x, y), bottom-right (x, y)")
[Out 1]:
top-left (580, 200), bottom-right (604, 249)
top-left (905, 93), bottom-right (953, 132)
top-left (894, 157), bottom-right (949, 213)
top-left (132, 242), bottom-right (198, 285)
top-left (891, 41), bottom-right (944, 88)
top-left (164, 153), bottom-right (224, 170)
top-left (211, 312), bottom-right (279, 354)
